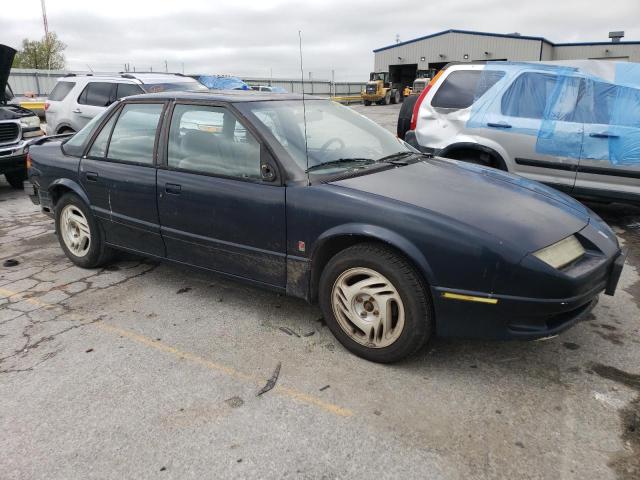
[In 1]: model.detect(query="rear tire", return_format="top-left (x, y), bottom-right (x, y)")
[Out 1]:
top-left (319, 243), bottom-right (433, 363)
top-left (384, 92), bottom-right (391, 105)
top-left (5, 170), bottom-right (27, 189)
top-left (397, 95), bottom-right (419, 139)
top-left (391, 90), bottom-right (400, 104)
top-left (55, 193), bottom-right (114, 268)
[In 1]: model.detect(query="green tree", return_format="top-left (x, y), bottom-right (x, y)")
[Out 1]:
top-left (12, 33), bottom-right (66, 70)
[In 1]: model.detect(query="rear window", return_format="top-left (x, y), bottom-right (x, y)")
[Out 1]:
top-left (48, 81), bottom-right (75, 101)
top-left (431, 70), bottom-right (504, 109)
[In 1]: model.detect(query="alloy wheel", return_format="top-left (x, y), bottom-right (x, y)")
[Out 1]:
top-left (331, 267), bottom-right (405, 348)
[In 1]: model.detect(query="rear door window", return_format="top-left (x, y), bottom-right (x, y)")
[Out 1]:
top-left (78, 82), bottom-right (116, 107)
top-left (106, 103), bottom-right (164, 164)
top-left (48, 81), bottom-right (75, 101)
top-left (431, 70), bottom-right (504, 109)
top-left (501, 72), bottom-right (583, 121)
top-left (116, 83), bottom-right (144, 99)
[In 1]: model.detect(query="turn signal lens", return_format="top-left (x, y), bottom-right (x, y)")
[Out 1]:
top-left (26, 152), bottom-right (33, 170)
top-left (533, 235), bottom-right (585, 269)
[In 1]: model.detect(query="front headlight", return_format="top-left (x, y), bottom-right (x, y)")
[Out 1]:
top-left (532, 235), bottom-right (585, 269)
top-left (20, 115), bottom-right (41, 129)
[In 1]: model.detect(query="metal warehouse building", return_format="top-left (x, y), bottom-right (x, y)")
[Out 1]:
top-left (373, 29), bottom-right (640, 86)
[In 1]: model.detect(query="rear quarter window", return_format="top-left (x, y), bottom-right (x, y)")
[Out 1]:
top-left (48, 81), bottom-right (76, 101)
top-left (431, 70), bottom-right (504, 109)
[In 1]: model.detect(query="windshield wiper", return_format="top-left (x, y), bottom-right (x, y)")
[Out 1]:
top-left (306, 158), bottom-right (374, 173)
top-left (375, 151), bottom-right (416, 164)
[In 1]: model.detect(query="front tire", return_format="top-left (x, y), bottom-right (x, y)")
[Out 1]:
top-left (319, 243), bottom-right (433, 363)
top-left (5, 170), bottom-right (27, 189)
top-left (55, 193), bottom-right (113, 268)
top-left (363, 100), bottom-right (371, 106)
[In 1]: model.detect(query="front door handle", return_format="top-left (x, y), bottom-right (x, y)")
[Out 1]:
top-left (72, 108), bottom-right (82, 114)
top-left (487, 122), bottom-right (512, 129)
top-left (165, 183), bottom-right (181, 194)
top-left (85, 171), bottom-right (99, 182)
top-left (589, 132), bottom-right (619, 139)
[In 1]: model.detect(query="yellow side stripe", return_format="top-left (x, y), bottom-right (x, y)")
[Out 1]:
top-left (442, 292), bottom-right (498, 304)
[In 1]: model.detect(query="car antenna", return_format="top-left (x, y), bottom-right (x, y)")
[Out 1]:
top-left (298, 30), bottom-right (310, 183)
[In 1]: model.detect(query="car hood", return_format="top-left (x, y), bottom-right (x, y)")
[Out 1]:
top-left (0, 103), bottom-right (36, 120)
top-left (0, 44), bottom-right (16, 103)
top-left (331, 157), bottom-right (590, 253)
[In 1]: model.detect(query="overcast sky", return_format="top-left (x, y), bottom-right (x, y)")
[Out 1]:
top-left (1, 0), bottom-right (639, 80)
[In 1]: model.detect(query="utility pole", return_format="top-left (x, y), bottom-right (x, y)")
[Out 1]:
top-left (40, 0), bottom-right (51, 71)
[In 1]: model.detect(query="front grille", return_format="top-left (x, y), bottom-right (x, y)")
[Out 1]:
top-left (366, 85), bottom-right (377, 94)
top-left (0, 122), bottom-right (20, 145)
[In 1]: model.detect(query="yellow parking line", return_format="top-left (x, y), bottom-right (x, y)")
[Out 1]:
top-left (96, 323), bottom-right (353, 417)
top-left (0, 285), bottom-right (352, 417)
top-left (0, 288), bottom-right (57, 309)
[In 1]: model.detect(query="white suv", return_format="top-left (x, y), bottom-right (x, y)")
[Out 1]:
top-left (400, 62), bottom-right (640, 206)
top-left (45, 73), bottom-right (207, 134)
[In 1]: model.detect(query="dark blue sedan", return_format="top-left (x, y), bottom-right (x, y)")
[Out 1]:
top-left (25, 91), bottom-right (626, 362)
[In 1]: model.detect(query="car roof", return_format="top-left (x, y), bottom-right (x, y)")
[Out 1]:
top-left (128, 90), bottom-right (319, 103)
top-left (57, 73), bottom-right (198, 84)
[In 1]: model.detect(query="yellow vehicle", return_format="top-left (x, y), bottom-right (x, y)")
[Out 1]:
top-left (403, 86), bottom-right (412, 97)
top-left (361, 72), bottom-right (401, 106)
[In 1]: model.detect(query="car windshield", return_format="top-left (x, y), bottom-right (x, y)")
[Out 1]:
top-left (142, 81), bottom-right (208, 93)
top-left (245, 100), bottom-right (414, 173)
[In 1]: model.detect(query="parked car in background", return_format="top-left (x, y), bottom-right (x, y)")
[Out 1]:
top-left (0, 44), bottom-right (45, 188)
top-left (26, 90), bottom-right (625, 362)
top-left (45, 72), bottom-right (208, 134)
top-left (399, 61), bottom-right (640, 206)
top-left (251, 85), bottom-right (288, 93)
top-left (192, 75), bottom-right (250, 91)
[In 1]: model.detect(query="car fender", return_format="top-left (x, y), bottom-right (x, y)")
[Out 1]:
top-left (312, 223), bottom-right (435, 285)
top-left (48, 177), bottom-right (89, 207)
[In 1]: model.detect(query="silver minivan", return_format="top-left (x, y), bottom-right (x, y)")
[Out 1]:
top-left (403, 62), bottom-right (640, 205)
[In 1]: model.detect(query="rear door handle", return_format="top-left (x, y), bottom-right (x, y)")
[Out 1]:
top-left (165, 183), bottom-right (181, 194)
top-left (589, 132), bottom-right (619, 138)
top-left (85, 171), bottom-right (99, 182)
top-left (487, 122), bottom-right (512, 129)
top-left (72, 108), bottom-right (82, 114)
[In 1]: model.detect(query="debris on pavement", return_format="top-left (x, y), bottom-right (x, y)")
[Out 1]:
top-left (3, 259), bottom-right (19, 267)
top-left (257, 362), bottom-right (281, 396)
top-left (176, 287), bottom-right (192, 294)
top-left (303, 331), bottom-right (315, 337)
top-left (319, 385), bottom-right (330, 391)
top-left (279, 326), bottom-right (300, 337)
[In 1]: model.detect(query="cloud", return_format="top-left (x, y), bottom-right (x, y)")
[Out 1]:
top-left (1, 0), bottom-right (638, 80)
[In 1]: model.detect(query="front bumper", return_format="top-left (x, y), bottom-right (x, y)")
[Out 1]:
top-left (432, 248), bottom-right (626, 340)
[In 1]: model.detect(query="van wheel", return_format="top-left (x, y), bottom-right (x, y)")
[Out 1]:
top-left (5, 170), bottom-right (27, 189)
top-left (55, 193), bottom-right (113, 268)
top-left (319, 243), bottom-right (433, 363)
